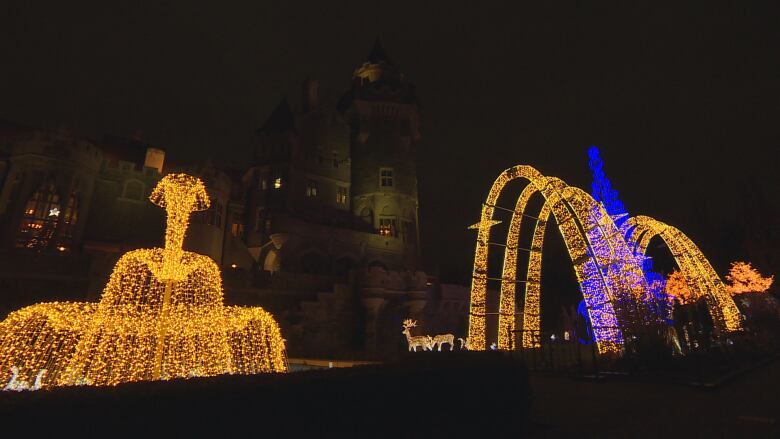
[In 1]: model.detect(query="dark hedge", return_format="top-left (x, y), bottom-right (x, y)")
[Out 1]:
top-left (0, 351), bottom-right (531, 437)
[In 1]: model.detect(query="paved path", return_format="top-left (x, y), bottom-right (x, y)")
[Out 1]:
top-left (528, 360), bottom-right (780, 438)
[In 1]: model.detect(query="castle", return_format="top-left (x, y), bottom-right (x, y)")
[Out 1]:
top-left (0, 40), bottom-right (469, 357)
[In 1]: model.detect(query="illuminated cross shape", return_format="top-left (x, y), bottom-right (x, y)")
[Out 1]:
top-left (468, 219), bottom-right (501, 230)
top-left (148, 174), bottom-right (210, 282)
top-left (48, 207), bottom-right (60, 217)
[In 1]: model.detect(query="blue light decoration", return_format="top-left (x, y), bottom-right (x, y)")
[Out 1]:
top-left (585, 146), bottom-right (672, 336)
top-left (575, 299), bottom-right (594, 344)
top-left (587, 146), bottom-right (629, 228)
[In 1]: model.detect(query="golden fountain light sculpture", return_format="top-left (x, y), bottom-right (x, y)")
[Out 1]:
top-left (0, 174), bottom-right (287, 389)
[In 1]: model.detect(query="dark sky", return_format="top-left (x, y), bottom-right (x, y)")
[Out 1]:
top-left (1, 1), bottom-right (778, 280)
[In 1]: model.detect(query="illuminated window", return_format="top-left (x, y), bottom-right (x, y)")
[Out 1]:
top-left (231, 221), bottom-right (245, 238)
top-left (17, 182), bottom-right (61, 249)
top-left (380, 168), bottom-right (394, 188)
top-left (336, 186), bottom-right (348, 204)
top-left (379, 217), bottom-right (396, 237)
top-left (306, 180), bottom-right (318, 197)
top-left (273, 169), bottom-right (283, 189)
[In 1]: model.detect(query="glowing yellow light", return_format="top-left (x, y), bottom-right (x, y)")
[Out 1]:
top-left (666, 269), bottom-right (699, 304)
top-left (725, 261), bottom-right (773, 295)
top-left (1, 174), bottom-right (287, 389)
top-left (469, 166), bottom-right (704, 356)
top-left (468, 219), bottom-right (501, 230)
top-left (401, 319), bottom-right (433, 352)
top-left (626, 216), bottom-right (742, 333)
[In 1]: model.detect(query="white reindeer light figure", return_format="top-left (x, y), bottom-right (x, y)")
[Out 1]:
top-left (4, 366), bottom-right (47, 391)
top-left (430, 333), bottom-right (455, 351)
top-left (457, 337), bottom-right (471, 350)
top-left (402, 319), bottom-right (433, 352)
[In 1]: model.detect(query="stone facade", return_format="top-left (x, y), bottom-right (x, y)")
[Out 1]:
top-left (0, 41), bottom-right (468, 357)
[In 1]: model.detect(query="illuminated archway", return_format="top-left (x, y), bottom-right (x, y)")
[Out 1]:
top-left (469, 166), bottom-right (651, 354)
top-left (625, 216), bottom-right (742, 333)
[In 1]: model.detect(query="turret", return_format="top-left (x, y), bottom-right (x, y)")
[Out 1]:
top-left (339, 39), bottom-right (421, 268)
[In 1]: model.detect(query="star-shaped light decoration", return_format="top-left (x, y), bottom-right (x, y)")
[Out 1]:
top-left (467, 219), bottom-right (501, 230)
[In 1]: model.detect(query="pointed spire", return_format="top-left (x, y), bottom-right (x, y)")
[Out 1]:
top-left (259, 97), bottom-right (296, 134)
top-left (366, 36), bottom-right (391, 64)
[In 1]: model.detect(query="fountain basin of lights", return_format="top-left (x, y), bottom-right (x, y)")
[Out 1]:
top-left (1, 174), bottom-right (287, 390)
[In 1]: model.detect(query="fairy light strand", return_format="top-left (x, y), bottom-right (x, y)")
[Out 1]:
top-left (1, 173), bottom-right (287, 389)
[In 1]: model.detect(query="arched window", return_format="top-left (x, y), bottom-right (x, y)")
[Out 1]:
top-left (17, 182), bottom-right (61, 250)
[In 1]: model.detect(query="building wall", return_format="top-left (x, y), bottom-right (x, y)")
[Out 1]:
top-left (84, 160), bottom-right (163, 249)
top-left (0, 129), bottom-right (103, 252)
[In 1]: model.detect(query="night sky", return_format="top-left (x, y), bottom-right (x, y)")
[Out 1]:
top-left (2, 2), bottom-right (778, 283)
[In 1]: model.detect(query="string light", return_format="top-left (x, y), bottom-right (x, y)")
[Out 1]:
top-left (401, 319), bottom-right (434, 352)
top-left (469, 166), bottom-right (632, 355)
top-left (429, 333), bottom-right (456, 351)
top-left (625, 216), bottom-right (742, 333)
top-left (1, 174), bottom-right (287, 389)
top-left (468, 162), bottom-right (747, 355)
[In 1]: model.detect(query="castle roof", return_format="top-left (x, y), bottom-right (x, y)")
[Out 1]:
top-left (366, 37), bottom-right (392, 64)
top-left (258, 97), bottom-right (296, 134)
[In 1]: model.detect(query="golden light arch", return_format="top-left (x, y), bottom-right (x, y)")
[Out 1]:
top-left (625, 215), bottom-right (742, 333)
top-left (469, 166), bottom-right (652, 354)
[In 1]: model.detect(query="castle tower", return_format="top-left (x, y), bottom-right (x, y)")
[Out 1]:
top-left (339, 39), bottom-right (422, 269)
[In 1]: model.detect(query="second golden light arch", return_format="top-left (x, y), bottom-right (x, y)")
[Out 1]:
top-left (625, 216), bottom-right (742, 333)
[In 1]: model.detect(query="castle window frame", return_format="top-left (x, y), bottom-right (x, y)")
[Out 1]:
top-left (231, 221), bottom-right (245, 238)
top-left (305, 179), bottom-right (318, 197)
top-left (378, 216), bottom-right (397, 237)
top-left (336, 186), bottom-right (348, 205)
top-left (16, 181), bottom-right (61, 250)
top-left (272, 168), bottom-right (284, 190)
top-left (379, 167), bottom-right (394, 188)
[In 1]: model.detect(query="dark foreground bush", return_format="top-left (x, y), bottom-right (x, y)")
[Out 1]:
top-left (0, 351), bottom-right (530, 437)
